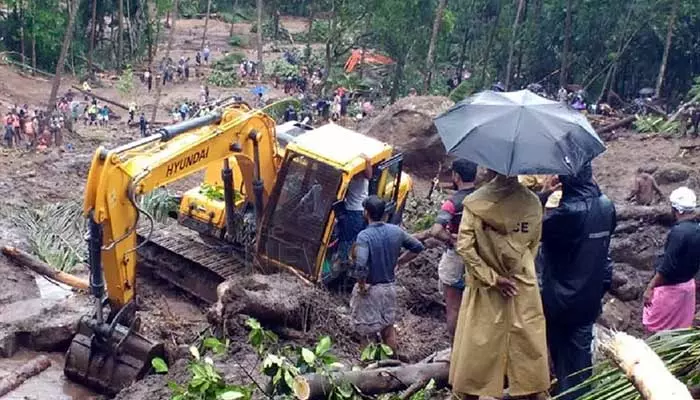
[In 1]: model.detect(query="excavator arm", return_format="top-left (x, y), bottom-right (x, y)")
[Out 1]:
top-left (66, 104), bottom-right (279, 394)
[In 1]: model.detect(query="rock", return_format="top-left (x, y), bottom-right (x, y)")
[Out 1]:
top-left (653, 163), bottom-right (692, 185)
top-left (609, 238), bottom-right (659, 270)
top-left (0, 258), bottom-right (40, 305)
top-left (0, 296), bottom-right (92, 357)
top-left (611, 283), bottom-right (642, 302)
top-left (611, 269), bottom-right (628, 289)
top-left (361, 96), bottom-right (454, 177)
top-left (598, 298), bottom-right (632, 331)
top-left (639, 165), bottom-right (659, 174)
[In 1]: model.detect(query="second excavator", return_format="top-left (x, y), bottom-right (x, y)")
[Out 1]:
top-left (65, 102), bottom-right (413, 394)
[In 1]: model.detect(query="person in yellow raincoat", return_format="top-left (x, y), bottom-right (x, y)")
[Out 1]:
top-left (450, 174), bottom-right (549, 399)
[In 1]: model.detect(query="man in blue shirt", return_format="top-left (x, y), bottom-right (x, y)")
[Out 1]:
top-left (351, 195), bottom-right (424, 353)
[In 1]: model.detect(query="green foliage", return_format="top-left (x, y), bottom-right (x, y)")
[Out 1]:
top-left (152, 357), bottom-right (169, 374)
top-left (4, 202), bottom-right (86, 273)
top-left (633, 115), bottom-right (679, 134)
top-left (689, 76), bottom-right (700, 99)
top-left (360, 343), bottom-right (394, 362)
top-left (160, 337), bottom-right (254, 400)
top-left (408, 379), bottom-right (436, 400)
top-left (410, 211), bottom-right (437, 233)
top-left (246, 318), bottom-right (279, 355)
top-left (139, 188), bottom-right (178, 223)
top-left (566, 328), bottom-right (700, 400)
top-left (199, 183), bottom-right (225, 202)
top-left (293, 20), bottom-right (330, 43)
top-left (116, 66), bottom-right (135, 98)
top-left (228, 35), bottom-right (247, 48)
top-left (449, 79), bottom-right (479, 103)
top-left (207, 69), bottom-right (240, 88)
top-left (245, 318), bottom-right (350, 398)
top-left (208, 52), bottom-right (246, 87)
top-left (269, 58), bottom-right (299, 78)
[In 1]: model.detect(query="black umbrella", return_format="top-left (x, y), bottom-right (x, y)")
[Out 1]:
top-left (434, 90), bottom-right (606, 176)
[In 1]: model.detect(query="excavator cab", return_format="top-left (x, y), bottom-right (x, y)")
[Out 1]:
top-left (257, 124), bottom-right (412, 282)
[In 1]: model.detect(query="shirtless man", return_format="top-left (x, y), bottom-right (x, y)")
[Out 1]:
top-left (627, 168), bottom-right (663, 205)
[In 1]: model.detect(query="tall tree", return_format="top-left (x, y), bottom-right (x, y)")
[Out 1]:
top-left (48, 0), bottom-right (80, 109)
top-left (201, 0), bottom-right (212, 49)
top-left (88, 0), bottom-right (97, 76)
top-left (505, 0), bottom-right (526, 90)
top-left (152, 0), bottom-right (178, 122)
top-left (19, 0), bottom-right (25, 66)
top-left (31, 0), bottom-right (36, 74)
top-left (424, 0), bottom-right (448, 93)
top-left (230, 0), bottom-right (239, 37)
top-left (559, 0), bottom-right (573, 88)
top-left (117, 0), bottom-right (124, 70)
top-left (256, 0), bottom-right (264, 77)
top-left (655, 0), bottom-right (680, 98)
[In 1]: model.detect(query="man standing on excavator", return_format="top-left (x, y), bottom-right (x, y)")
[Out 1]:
top-left (336, 154), bottom-right (373, 268)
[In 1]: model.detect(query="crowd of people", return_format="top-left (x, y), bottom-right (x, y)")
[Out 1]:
top-left (3, 97), bottom-right (74, 150)
top-left (339, 157), bottom-right (700, 400)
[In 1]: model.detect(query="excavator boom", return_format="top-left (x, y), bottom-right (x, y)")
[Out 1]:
top-left (66, 105), bottom-right (279, 394)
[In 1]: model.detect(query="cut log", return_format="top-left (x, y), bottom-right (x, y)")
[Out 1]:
top-left (71, 85), bottom-right (129, 110)
top-left (600, 331), bottom-right (692, 400)
top-left (596, 115), bottom-right (637, 135)
top-left (300, 349), bottom-right (450, 399)
top-left (1, 246), bottom-right (89, 291)
top-left (615, 204), bottom-right (675, 226)
top-left (0, 355), bottom-right (52, 397)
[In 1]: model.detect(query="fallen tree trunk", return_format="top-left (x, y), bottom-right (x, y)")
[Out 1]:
top-left (596, 115), bottom-right (637, 135)
top-left (1, 246), bottom-right (89, 290)
top-left (71, 85), bottom-right (129, 110)
top-left (615, 204), bottom-right (675, 226)
top-left (0, 355), bottom-right (52, 397)
top-left (600, 331), bottom-right (692, 400)
top-left (300, 350), bottom-right (450, 399)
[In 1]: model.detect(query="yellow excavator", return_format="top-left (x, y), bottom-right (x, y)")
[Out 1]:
top-left (64, 102), bottom-right (413, 394)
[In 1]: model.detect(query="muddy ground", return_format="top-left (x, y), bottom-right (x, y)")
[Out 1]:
top-left (0, 14), bottom-right (698, 400)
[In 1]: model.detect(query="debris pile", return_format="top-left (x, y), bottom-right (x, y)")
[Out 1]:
top-left (361, 96), bottom-right (454, 177)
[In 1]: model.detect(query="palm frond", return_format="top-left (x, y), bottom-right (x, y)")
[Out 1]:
top-left (4, 201), bottom-right (87, 273)
top-left (139, 188), bottom-right (179, 223)
top-left (559, 328), bottom-right (700, 400)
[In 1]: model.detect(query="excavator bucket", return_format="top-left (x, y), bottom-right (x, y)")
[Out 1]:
top-left (64, 317), bottom-right (164, 395)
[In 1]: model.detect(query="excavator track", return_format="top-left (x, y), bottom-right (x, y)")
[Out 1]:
top-left (136, 221), bottom-right (251, 304)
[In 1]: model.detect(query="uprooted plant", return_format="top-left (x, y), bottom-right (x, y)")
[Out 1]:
top-left (152, 337), bottom-right (254, 400)
top-left (153, 318), bottom-right (441, 400)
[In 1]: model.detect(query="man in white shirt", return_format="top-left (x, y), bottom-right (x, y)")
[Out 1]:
top-left (337, 154), bottom-right (373, 267)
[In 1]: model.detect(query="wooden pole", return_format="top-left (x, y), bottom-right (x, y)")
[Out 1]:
top-left (71, 85), bottom-right (129, 110)
top-left (1, 246), bottom-right (89, 290)
top-left (0, 355), bottom-right (52, 397)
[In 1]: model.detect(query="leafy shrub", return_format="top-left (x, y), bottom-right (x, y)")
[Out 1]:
top-left (152, 338), bottom-right (253, 400)
top-left (228, 35), bottom-right (247, 47)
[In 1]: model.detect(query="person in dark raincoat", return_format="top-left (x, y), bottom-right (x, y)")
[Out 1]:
top-left (538, 163), bottom-right (616, 400)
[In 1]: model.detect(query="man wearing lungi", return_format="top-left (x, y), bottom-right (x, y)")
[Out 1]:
top-left (350, 195), bottom-right (424, 353)
top-left (643, 186), bottom-right (700, 332)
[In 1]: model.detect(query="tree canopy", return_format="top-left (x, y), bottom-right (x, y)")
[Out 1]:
top-left (1, 0), bottom-right (699, 103)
